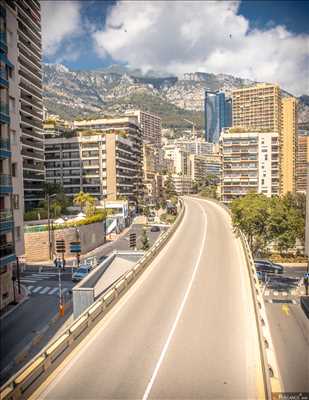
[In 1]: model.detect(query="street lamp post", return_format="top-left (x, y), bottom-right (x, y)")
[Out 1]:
top-left (47, 193), bottom-right (57, 260)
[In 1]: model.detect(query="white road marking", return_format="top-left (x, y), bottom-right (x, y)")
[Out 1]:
top-left (40, 287), bottom-right (51, 294)
top-left (27, 286), bottom-right (34, 291)
top-left (20, 279), bottom-right (37, 283)
top-left (32, 286), bottom-right (43, 293)
top-left (49, 288), bottom-right (59, 295)
top-left (142, 200), bottom-right (208, 400)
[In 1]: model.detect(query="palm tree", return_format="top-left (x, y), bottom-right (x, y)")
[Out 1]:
top-left (73, 192), bottom-right (96, 213)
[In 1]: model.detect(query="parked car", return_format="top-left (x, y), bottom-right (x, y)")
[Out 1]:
top-left (150, 225), bottom-right (160, 232)
top-left (72, 266), bottom-right (91, 282)
top-left (254, 259), bottom-right (284, 274)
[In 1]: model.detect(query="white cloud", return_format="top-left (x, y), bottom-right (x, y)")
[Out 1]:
top-left (93, 0), bottom-right (309, 95)
top-left (41, 1), bottom-right (82, 57)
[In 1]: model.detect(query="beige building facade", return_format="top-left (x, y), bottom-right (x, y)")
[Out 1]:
top-left (1, 3), bottom-right (25, 310)
top-left (296, 131), bottom-right (309, 193)
top-left (281, 97), bottom-right (297, 194)
top-left (45, 117), bottom-right (143, 205)
top-left (232, 84), bottom-right (297, 195)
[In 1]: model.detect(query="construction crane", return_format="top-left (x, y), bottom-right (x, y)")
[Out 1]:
top-left (183, 118), bottom-right (197, 139)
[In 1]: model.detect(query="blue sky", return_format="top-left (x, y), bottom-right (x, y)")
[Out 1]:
top-left (41, 1), bottom-right (309, 94)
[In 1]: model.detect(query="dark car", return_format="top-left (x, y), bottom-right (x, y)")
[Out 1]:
top-left (254, 259), bottom-right (284, 274)
top-left (150, 225), bottom-right (160, 232)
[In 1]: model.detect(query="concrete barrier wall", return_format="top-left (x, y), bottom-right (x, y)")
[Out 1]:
top-left (24, 221), bottom-right (105, 262)
top-left (0, 201), bottom-right (185, 400)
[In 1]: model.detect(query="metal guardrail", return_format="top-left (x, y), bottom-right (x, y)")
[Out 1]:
top-left (0, 200), bottom-right (185, 400)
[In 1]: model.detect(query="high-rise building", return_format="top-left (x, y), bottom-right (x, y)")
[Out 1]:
top-left (189, 154), bottom-right (221, 183)
top-left (220, 129), bottom-right (279, 203)
top-left (296, 130), bottom-right (309, 193)
top-left (281, 97), bottom-right (297, 194)
top-left (125, 110), bottom-right (161, 147)
top-left (232, 84), bottom-right (281, 132)
top-left (232, 84), bottom-right (297, 195)
top-left (204, 91), bottom-right (231, 144)
top-left (0, 3), bottom-right (25, 310)
top-left (13, 0), bottom-right (44, 210)
top-left (44, 117), bottom-right (143, 205)
top-left (163, 145), bottom-right (191, 176)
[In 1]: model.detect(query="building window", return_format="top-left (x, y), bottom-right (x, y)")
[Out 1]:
top-left (13, 194), bottom-right (19, 209)
top-left (10, 129), bottom-right (16, 145)
top-left (12, 163), bottom-right (17, 177)
top-left (15, 226), bottom-right (21, 240)
top-left (9, 97), bottom-right (16, 114)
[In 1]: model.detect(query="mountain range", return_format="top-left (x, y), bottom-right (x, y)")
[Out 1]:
top-left (43, 63), bottom-right (309, 130)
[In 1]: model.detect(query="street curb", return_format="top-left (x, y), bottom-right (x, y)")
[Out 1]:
top-left (0, 293), bottom-right (29, 321)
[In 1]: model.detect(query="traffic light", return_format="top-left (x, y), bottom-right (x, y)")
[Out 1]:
top-left (129, 232), bottom-right (137, 249)
top-left (70, 241), bottom-right (81, 253)
top-left (56, 239), bottom-right (66, 254)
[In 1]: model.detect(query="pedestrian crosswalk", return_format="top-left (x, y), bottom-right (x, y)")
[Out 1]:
top-left (26, 285), bottom-right (70, 296)
top-left (20, 271), bottom-right (59, 285)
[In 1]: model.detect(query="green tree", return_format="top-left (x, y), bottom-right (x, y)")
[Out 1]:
top-left (231, 193), bottom-right (271, 255)
top-left (50, 200), bottom-right (62, 218)
top-left (268, 195), bottom-right (305, 254)
top-left (164, 174), bottom-right (177, 199)
top-left (141, 228), bottom-right (150, 251)
top-left (73, 192), bottom-right (96, 213)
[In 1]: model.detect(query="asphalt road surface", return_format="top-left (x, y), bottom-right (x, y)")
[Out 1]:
top-left (265, 303), bottom-right (309, 392)
top-left (33, 197), bottom-right (264, 399)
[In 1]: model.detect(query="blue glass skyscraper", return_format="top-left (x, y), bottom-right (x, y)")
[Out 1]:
top-left (204, 91), bottom-right (232, 143)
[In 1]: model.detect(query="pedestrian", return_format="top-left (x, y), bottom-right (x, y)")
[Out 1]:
top-left (62, 258), bottom-right (66, 271)
top-left (53, 257), bottom-right (58, 269)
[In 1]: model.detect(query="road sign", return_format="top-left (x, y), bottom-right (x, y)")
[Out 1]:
top-left (56, 239), bottom-right (65, 253)
top-left (304, 273), bottom-right (309, 279)
top-left (129, 232), bottom-right (137, 249)
top-left (70, 241), bottom-right (81, 253)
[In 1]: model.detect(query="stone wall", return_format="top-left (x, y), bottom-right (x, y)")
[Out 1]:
top-left (25, 221), bottom-right (106, 262)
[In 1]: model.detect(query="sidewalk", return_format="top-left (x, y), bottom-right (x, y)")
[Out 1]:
top-left (0, 285), bottom-right (29, 320)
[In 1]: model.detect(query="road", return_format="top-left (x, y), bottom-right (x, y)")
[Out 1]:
top-left (265, 303), bottom-right (309, 392)
top-left (33, 197), bottom-right (264, 399)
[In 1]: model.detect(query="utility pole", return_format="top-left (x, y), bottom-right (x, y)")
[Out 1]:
top-left (47, 193), bottom-right (57, 260)
top-left (55, 239), bottom-right (65, 316)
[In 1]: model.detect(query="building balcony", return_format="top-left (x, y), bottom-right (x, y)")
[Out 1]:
top-left (0, 243), bottom-right (16, 268)
top-left (0, 104), bottom-right (10, 124)
top-left (0, 69), bottom-right (8, 88)
top-left (21, 147), bottom-right (44, 162)
top-left (0, 31), bottom-right (7, 52)
top-left (0, 139), bottom-right (11, 159)
top-left (23, 161), bottom-right (44, 172)
top-left (21, 136), bottom-right (43, 149)
top-left (0, 209), bottom-right (13, 233)
top-left (0, 174), bottom-right (12, 193)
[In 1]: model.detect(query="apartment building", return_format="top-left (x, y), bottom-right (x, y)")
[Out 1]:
top-left (232, 84), bottom-right (297, 195)
top-left (142, 144), bottom-right (163, 203)
top-left (163, 145), bottom-right (191, 176)
top-left (171, 175), bottom-right (193, 195)
top-left (125, 110), bottom-right (161, 147)
top-left (220, 130), bottom-right (279, 203)
top-left (45, 117), bottom-right (143, 205)
top-left (281, 97), bottom-right (297, 194)
top-left (167, 138), bottom-right (213, 156)
top-left (0, 3), bottom-right (24, 310)
top-left (14, 0), bottom-right (44, 209)
top-left (189, 154), bottom-right (221, 183)
top-left (296, 130), bottom-right (309, 193)
top-left (232, 84), bottom-right (281, 133)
